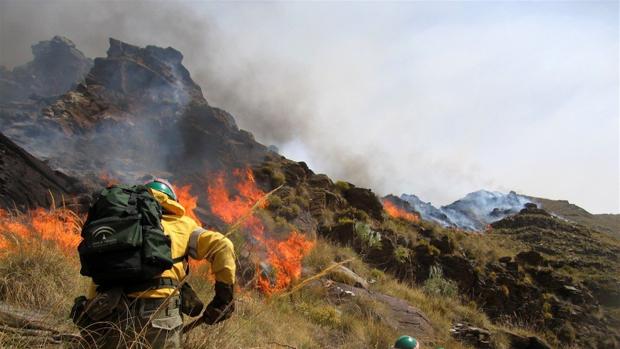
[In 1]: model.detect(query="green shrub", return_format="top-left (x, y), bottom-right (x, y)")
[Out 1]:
top-left (337, 217), bottom-right (355, 225)
top-left (355, 222), bottom-right (382, 249)
top-left (422, 265), bottom-right (458, 298)
top-left (335, 181), bottom-right (351, 192)
top-left (557, 322), bottom-right (576, 343)
top-left (393, 246), bottom-right (410, 264)
top-left (299, 303), bottom-right (343, 328)
top-left (271, 169), bottom-right (286, 186)
top-left (268, 195), bottom-right (283, 209)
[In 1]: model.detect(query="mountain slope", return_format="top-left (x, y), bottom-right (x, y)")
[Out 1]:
top-left (528, 196), bottom-right (619, 237)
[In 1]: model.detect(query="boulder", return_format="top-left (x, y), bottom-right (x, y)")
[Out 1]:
top-left (501, 330), bottom-right (552, 349)
top-left (439, 255), bottom-right (477, 291)
top-left (307, 174), bottom-right (333, 189)
top-left (325, 281), bottom-right (434, 339)
top-left (342, 186), bottom-right (384, 220)
top-left (516, 251), bottom-right (545, 266)
top-left (430, 235), bottom-right (455, 254)
top-left (450, 323), bottom-right (492, 349)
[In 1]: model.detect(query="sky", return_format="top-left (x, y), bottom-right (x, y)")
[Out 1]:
top-left (1, 0), bottom-right (618, 213)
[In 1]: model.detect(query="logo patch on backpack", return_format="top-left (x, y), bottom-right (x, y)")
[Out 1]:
top-left (92, 226), bottom-right (116, 242)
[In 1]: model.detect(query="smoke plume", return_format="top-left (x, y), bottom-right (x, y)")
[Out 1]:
top-left (1, 0), bottom-right (617, 213)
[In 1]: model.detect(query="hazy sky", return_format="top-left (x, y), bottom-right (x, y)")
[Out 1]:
top-left (1, 1), bottom-right (618, 213)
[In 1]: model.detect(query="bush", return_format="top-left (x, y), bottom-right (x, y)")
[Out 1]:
top-left (271, 169), bottom-right (286, 187)
top-left (268, 195), bottom-right (283, 210)
top-left (422, 265), bottom-right (458, 298)
top-left (354, 222), bottom-right (382, 249)
top-left (557, 322), bottom-right (576, 343)
top-left (393, 246), bottom-right (410, 264)
top-left (335, 181), bottom-right (351, 192)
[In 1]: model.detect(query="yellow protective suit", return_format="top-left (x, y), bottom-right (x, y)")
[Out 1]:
top-left (88, 188), bottom-right (236, 298)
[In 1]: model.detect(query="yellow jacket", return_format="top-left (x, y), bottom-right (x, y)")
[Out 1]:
top-left (88, 188), bottom-right (236, 298)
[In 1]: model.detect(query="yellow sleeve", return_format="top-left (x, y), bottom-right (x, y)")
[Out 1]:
top-left (188, 228), bottom-right (236, 285)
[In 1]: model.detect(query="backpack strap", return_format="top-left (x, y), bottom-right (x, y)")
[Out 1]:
top-left (172, 256), bottom-right (186, 264)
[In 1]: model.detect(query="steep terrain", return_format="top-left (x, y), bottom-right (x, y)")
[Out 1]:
top-left (0, 132), bottom-right (85, 211)
top-left (0, 37), bottom-right (618, 349)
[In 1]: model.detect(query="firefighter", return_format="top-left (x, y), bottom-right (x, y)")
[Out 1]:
top-left (72, 178), bottom-right (236, 349)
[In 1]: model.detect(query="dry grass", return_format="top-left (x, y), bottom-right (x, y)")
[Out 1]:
top-left (0, 214), bottom-right (546, 349)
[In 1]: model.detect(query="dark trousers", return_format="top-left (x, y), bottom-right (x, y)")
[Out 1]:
top-left (79, 296), bottom-right (182, 349)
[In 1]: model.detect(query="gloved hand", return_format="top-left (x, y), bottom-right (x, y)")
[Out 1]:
top-left (202, 282), bottom-right (234, 325)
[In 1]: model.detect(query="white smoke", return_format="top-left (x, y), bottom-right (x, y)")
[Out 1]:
top-left (1, 0), bottom-right (617, 213)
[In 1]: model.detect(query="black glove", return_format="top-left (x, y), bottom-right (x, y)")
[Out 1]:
top-left (202, 282), bottom-right (234, 325)
top-left (70, 296), bottom-right (89, 326)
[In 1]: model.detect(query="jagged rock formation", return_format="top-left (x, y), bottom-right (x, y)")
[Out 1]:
top-left (0, 38), bottom-right (271, 192)
top-left (0, 132), bottom-right (84, 211)
top-left (0, 36), bottom-right (92, 103)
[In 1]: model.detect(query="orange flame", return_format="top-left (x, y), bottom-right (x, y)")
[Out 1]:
top-left (256, 231), bottom-right (315, 295)
top-left (0, 208), bottom-right (82, 255)
top-left (383, 200), bottom-right (420, 223)
top-left (99, 171), bottom-right (119, 186)
top-left (173, 184), bottom-right (201, 225)
top-left (207, 168), bottom-right (266, 224)
top-left (206, 168), bottom-right (314, 295)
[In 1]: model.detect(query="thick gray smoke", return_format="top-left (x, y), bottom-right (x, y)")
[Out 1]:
top-left (1, 1), bottom-right (617, 213)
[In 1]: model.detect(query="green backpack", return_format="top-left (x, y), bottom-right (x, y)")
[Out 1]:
top-left (78, 184), bottom-right (175, 286)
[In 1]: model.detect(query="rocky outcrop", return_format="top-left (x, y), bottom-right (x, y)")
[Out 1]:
top-left (0, 133), bottom-right (85, 211)
top-left (0, 38), bottom-right (271, 194)
top-left (341, 186), bottom-right (384, 220)
top-left (0, 36), bottom-right (92, 103)
top-left (325, 281), bottom-right (434, 339)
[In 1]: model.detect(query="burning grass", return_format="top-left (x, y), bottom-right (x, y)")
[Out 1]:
top-left (0, 208), bottom-right (83, 255)
top-left (383, 200), bottom-right (420, 223)
top-left (205, 168), bottom-right (315, 295)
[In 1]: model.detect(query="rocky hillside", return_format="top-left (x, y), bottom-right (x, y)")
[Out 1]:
top-left (0, 132), bottom-right (85, 211)
top-left (527, 195), bottom-right (619, 237)
top-left (0, 37), bottom-right (271, 196)
top-left (0, 37), bottom-right (618, 348)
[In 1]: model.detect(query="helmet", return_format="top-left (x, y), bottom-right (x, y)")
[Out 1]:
top-left (144, 178), bottom-right (177, 201)
top-left (394, 336), bottom-right (419, 349)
